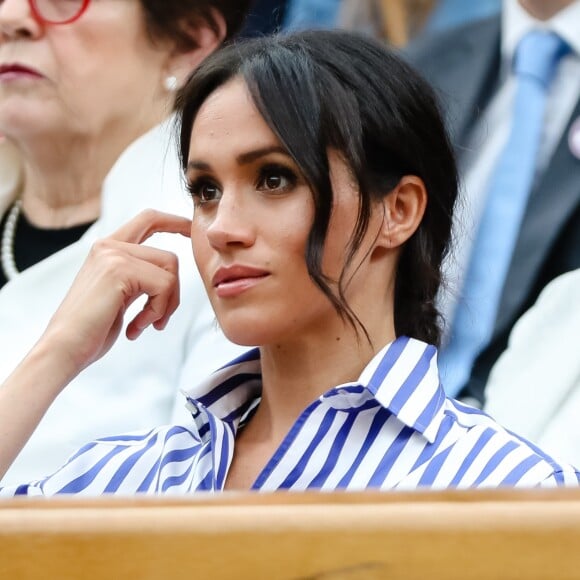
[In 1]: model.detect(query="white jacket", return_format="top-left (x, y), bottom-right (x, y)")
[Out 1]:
top-left (0, 121), bottom-right (245, 484)
top-left (484, 270), bottom-right (580, 466)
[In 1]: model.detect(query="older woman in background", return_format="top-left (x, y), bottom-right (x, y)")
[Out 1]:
top-left (0, 0), bottom-right (250, 484)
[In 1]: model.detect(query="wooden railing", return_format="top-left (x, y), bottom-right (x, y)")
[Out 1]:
top-left (2, 488), bottom-right (580, 579)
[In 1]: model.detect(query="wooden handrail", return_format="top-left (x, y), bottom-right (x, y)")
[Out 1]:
top-left (2, 489), bottom-right (580, 579)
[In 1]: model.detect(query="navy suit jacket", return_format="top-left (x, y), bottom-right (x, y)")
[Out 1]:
top-left (405, 16), bottom-right (580, 404)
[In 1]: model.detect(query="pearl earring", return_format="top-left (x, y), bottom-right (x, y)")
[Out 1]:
top-left (164, 76), bottom-right (178, 92)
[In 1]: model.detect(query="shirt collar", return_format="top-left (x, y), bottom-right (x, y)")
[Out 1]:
top-left (502, 0), bottom-right (580, 62)
top-left (181, 336), bottom-right (447, 444)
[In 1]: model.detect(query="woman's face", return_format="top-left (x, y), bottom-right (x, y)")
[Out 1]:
top-left (0, 0), bottom-right (172, 139)
top-left (187, 79), bottom-right (389, 347)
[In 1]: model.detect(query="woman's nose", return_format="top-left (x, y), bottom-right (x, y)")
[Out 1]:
top-left (0, 0), bottom-right (42, 41)
top-left (205, 194), bottom-right (256, 251)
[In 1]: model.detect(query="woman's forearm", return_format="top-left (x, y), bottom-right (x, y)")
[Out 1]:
top-left (0, 335), bottom-right (79, 481)
top-left (0, 211), bottom-right (191, 482)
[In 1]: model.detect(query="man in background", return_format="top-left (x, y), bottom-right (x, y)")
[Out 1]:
top-left (406, 0), bottom-right (580, 404)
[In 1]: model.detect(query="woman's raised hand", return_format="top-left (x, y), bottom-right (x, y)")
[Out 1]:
top-left (42, 209), bottom-right (193, 374)
top-left (0, 210), bottom-right (192, 479)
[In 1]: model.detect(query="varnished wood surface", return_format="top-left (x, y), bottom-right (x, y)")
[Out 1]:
top-left (2, 489), bottom-right (580, 579)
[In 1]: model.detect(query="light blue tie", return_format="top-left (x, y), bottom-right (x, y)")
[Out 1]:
top-left (440, 30), bottom-right (570, 397)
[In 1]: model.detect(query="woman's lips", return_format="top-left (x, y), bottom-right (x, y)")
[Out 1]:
top-left (212, 265), bottom-right (270, 298)
top-left (0, 64), bottom-right (43, 82)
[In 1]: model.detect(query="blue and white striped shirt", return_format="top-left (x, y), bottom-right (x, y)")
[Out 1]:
top-left (2, 337), bottom-right (578, 496)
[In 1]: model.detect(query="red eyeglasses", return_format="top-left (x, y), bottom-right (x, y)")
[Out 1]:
top-left (6, 0), bottom-right (92, 25)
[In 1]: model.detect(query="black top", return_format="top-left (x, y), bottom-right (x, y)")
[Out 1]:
top-left (0, 205), bottom-right (95, 289)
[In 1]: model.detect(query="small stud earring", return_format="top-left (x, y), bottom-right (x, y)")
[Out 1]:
top-left (163, 76), bottom-right (178, 92)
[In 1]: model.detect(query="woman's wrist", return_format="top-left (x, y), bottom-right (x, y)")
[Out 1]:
top-left (30, 326), bottom-right (91, 389)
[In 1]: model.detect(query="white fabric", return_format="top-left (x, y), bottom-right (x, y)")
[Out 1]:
top-left (485, 270), bottom-right (580, 466)
top-left (0, 120), bottom-right (245, 485)
top-left (439, 0), bottom-right (580, 334)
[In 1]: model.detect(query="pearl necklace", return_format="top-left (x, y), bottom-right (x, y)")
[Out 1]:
top-left (1, 200), bottom-right (22, 281)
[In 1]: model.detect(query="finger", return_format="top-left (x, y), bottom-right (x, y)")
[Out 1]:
top-left (124, 265), bottom-right (180, 340)
top-left (91, 239), bottom-right (180, 277)
top-left (110, 209), bottom-right (192, 245)
top-left (83, 239), bottom-right (182, 340)
top-left (126, 270), bottom-right (180, 338)
top-left (126, 293), bottom-right (177, 339)
top-left (127, 275), bottom-right (180, 339)
top-left (152, 272), bottom-right (180, 331)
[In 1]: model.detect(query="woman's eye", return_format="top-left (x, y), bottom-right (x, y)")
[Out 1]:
top-left (187, 179), bottom-right (222, 204)
top-left (257, 166), bottom-right (297, 193)
top-left (264, 175), bottom-right (285, 189)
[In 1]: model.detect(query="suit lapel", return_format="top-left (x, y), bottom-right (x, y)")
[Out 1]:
top-left (495, 98), bottom-right (580, 334)
top-left (416, 18), bottom-right (502, 144)
top-left (454, 20), bottom-right (501, 144)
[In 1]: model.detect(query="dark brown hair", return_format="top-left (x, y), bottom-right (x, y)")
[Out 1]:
top-left (176, 31), bottom-right (458, 346)
top-left (141, 0), bottom-right (252, 49)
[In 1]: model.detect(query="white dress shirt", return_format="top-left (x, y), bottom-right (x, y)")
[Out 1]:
top-left (2, 336), bottom-right (577, 497)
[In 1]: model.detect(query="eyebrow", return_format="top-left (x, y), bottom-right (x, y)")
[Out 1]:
top-left (187, 145), bottom-right (291, 172)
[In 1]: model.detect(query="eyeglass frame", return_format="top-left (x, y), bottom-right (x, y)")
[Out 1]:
top-left (26, 0), bottom-right (91, 25)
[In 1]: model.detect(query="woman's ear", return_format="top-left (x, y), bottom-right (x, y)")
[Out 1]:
top-left (378, 175), bottom-right (427, 249)
top-left (163, 8), bottom-right (227, 91)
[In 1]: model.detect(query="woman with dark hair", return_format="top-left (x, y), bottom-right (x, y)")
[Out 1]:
top-left (0, 0), bottom-right (250, 484)
top-left (0, 30), bottom-right (578, 495)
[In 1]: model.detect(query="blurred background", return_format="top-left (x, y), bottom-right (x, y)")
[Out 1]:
top-left (241, 0), bottom-right (502, 45)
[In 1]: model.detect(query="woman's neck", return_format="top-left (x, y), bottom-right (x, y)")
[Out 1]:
top-left (20, 166), bottom-right (102, 229)
top-left (249, 314), bottom-right (396, 444)
top-left (11, 107), bottom-right (167, 228)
